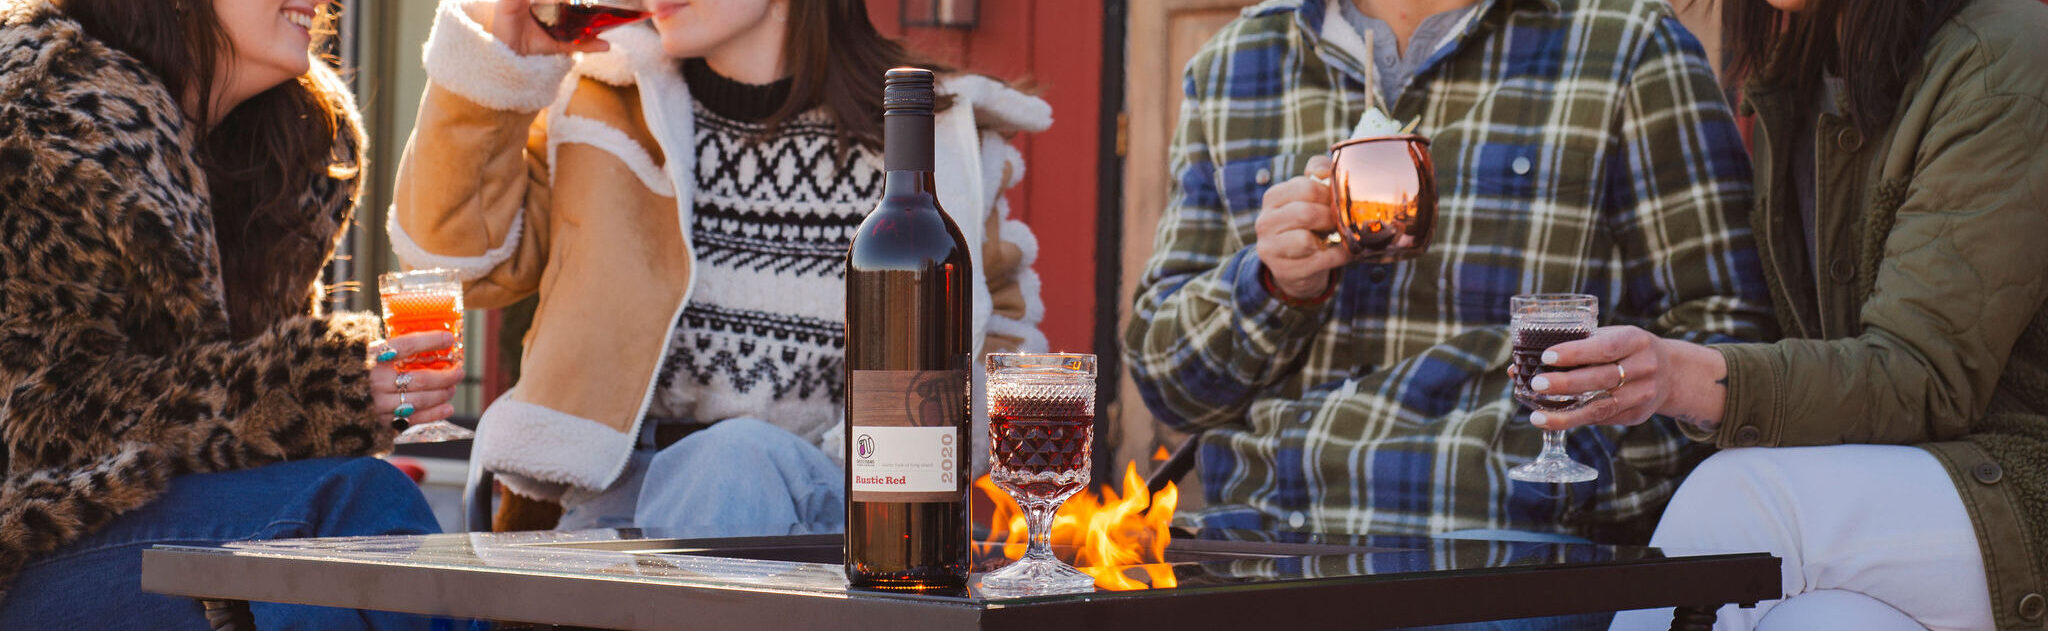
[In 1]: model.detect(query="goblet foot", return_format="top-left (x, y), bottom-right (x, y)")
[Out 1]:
top-left (978, 557), bottom-right (1095, 596)
top-left (1508, 456), bottom-right (1597, 483)
top-left (395, 420), bottom-right (475, 444)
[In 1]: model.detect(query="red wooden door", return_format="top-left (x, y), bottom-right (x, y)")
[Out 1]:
top-left (867, 1), bottom-right (1108, 356)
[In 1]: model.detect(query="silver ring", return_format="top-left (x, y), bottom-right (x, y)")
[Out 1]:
top-left (1613, 363), bottom-right (1628, 390)
top-left (394, 371), bottom-right (414, 393)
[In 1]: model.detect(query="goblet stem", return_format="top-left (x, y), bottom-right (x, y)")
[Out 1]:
top-left (1539, 429), bottom-right (1568, 462)
top-left (1021, 500), bottom-right (1060, 562)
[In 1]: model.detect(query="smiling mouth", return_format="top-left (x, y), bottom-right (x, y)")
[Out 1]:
top-left (285, 11), bottom-right (313, 30)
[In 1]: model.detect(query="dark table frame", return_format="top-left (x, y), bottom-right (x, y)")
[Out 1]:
top-left (142, 535), bottom-right (1775, 631)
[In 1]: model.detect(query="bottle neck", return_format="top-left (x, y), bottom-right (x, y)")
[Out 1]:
top-left (883, 112), bottom-right (935, 173)
top-left (883, 170), bottom-right (938, 195)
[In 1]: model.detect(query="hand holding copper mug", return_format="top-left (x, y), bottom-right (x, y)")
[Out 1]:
top-left (1253, 156), bottom-right (1351, 301)
top-left (1320, 133), bottom-right (1438, 263)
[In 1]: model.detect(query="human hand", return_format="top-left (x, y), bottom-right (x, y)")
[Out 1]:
top-left (1517, 325), bottom-right (1725, 432)
top-left (1254, 155), bottom-right (1350, 300)
top-left (490, 0), bottom-right (611, 56)
top-left (366, 332), bottom-right (464, 429)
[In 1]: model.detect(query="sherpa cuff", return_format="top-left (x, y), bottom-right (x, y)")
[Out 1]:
top-left (422, 0), bottom-right (574, 112)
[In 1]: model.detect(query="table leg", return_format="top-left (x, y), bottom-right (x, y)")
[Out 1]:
top-left (201, 599), bottom-right (255, 631)
top-left (1669, 604), bottom-right (1720, 631)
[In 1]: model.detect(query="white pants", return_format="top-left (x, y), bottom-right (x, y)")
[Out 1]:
top-left (1609, 445), bottom-right (1995, 631)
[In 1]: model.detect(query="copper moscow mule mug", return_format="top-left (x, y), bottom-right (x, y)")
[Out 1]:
top-left (1324, 134), bottom-right (1437, 263)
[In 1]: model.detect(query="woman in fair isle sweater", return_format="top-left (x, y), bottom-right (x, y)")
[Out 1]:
top-left (392, 0), bottom-right (1049, 532)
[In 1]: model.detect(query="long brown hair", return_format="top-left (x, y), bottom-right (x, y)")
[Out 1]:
top-left (768, 0), bottom-right (955, 151)
top-left (59, 0), bottom-right (361, 338)
top-left (1722, 0), bottom-right (1965, 136)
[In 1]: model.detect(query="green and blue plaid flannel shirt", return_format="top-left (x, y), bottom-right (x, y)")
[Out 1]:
top-left (1124, 0), bottom-right (1775, 541)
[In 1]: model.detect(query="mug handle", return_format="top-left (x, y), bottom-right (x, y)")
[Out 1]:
top-left (1313, 168), bottom-right (1349, 249)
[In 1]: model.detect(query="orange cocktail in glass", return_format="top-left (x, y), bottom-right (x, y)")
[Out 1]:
top-left (378, 269), bottom-right (464, 372)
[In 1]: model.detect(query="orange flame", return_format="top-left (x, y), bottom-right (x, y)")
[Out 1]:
top-left (1152, 445), bottom-right (1171, 461)
top-left (974, 461), bottom-right (1179, 591)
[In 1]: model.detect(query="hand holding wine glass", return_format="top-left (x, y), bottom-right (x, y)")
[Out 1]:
top-left (378, 269), bottom-right (477, 443)
top-left (367, 332), bottom-right (465, 434)
top-left (1519, 325), bottom-right (1729, 435)
top-left (1505, 294), bottom-right (1603, 483)
top-left (489, 0), bottom-right (620, 55)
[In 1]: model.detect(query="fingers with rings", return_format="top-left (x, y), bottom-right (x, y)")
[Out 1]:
top-left (371, 365), bottom-right (463, 395)
top-left (371, 342), bottom-right (399, 364)
top-left (1530, 359), bottom-right (1632, 398)
top-left (373, 377), bottom-right (457, 429)
top-left (1535, 362), bottom-right (1653, 430)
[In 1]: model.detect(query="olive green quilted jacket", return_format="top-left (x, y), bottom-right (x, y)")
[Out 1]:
top-left (1696, 0), bottom-right (2048, 626)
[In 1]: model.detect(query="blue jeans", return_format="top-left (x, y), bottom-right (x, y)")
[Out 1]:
top-left (555, 418), bottom-right (845, 536)
top-left (0, 457), bottom-right (443, 630)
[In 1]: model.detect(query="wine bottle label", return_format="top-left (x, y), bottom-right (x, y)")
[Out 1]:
top-left (848, 369), bottom-right (966, 502)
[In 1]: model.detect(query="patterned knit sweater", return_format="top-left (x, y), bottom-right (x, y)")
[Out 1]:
top-left (646, 60), bottom-right (877, 449)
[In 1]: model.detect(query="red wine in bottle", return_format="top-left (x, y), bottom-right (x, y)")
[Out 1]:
top-left (843, 68), bottom-right (972, 592)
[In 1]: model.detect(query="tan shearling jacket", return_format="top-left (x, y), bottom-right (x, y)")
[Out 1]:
top-left (391, 1), bottom-right (1051, 501)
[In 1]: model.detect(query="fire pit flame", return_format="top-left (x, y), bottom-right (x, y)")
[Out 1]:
top-left (974, 458), bottom-right (1179, 591)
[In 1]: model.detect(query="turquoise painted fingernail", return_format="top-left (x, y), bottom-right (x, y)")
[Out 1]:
top-left (1541, 350), bottom-right (1561, 365)
top-left (377, 349), bottom-right (399, 363)
top-left (395, 403), bottom-right (416, 418)
top-left (1530, 412), bottom-right (1548, 427)
top-left (1530, 376), bottom-right (1551, 392)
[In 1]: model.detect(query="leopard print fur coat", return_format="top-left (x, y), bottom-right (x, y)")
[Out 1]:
top-left (0, 0), bottom-right (396, 593)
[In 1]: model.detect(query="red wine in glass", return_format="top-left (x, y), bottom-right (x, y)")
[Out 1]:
top-left (1511, 324), bottom-right (1594, 410)
top-left (989, 409), bottom-right (1093, 500)
top-left (1506, 293), bottom-right (1602, 484)
top-left (530, 0), bottom-right (649, 45)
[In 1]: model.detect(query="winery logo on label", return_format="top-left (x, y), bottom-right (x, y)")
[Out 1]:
top-left (856, 434), bottom-right (875, 459)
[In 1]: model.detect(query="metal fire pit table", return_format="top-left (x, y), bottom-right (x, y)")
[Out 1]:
top-left (141, 529), bottom-right (1776, 630)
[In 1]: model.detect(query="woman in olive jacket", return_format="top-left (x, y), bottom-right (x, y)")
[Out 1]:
top-left (1534, 0), bottom-right (2048, 628)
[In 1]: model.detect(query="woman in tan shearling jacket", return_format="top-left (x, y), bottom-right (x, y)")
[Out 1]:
top-left (392, 0), bottom-right (1050, 531)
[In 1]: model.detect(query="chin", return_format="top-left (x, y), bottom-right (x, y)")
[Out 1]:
top-left (652, 21), bottom-right (707, 58)
top-left (268, 61), bottom-right (312, 88)
top-left (657, 37), bottom-right (709, 60)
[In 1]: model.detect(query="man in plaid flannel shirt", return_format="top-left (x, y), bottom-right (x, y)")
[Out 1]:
top-left (1125, 0), bottom-right (1775, 542)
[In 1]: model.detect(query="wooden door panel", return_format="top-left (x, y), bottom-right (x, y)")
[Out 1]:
top-left (1115, 0), bottom-right (1256, 507)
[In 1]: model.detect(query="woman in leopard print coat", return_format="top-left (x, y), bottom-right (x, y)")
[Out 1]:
top-left (0, 0), bottom-right (454, 626)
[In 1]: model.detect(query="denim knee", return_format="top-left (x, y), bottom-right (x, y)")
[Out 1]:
top-left (652, 418), bottom-right (796, 474)
top-left (636, 418), bottom-right (842, 533)
top-left (269, 457), bottom-right (441, 539)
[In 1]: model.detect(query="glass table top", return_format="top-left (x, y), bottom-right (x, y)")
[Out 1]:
top-left (151, 526), bottom-right (1737, 604)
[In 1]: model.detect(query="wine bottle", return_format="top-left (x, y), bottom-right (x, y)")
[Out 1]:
top-left (843, 68), bottom-right (972, 591)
